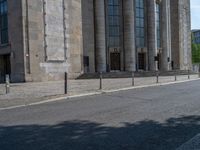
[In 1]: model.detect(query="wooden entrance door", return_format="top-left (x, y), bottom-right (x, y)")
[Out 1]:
top-left (138, 53), bottom-right (146, 70)
top-left (0, 55), bottom-right (11, 82)
top-left (110, 52), bottom-right (120, 71)
top-left (158, 53), bottom-right (161, 70)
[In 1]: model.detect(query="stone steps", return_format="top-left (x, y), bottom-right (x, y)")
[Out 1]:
top-left (77, 70), bottom-right (198, 79)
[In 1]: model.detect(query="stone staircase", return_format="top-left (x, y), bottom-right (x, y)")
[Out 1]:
top-left (77, 70), bottom-right (198, 79)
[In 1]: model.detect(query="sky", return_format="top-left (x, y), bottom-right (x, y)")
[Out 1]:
top-left (191, 0), bottom-right (200, 29)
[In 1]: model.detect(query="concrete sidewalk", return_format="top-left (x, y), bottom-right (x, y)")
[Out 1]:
top-left (0, 74), bottom-right (199, 109)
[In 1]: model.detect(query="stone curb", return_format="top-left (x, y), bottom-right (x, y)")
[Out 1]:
top-left (0, 78), bottom-right (200, 111)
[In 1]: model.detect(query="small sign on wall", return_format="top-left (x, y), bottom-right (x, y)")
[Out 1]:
top-left (40, 62), bottom-right (69, 73)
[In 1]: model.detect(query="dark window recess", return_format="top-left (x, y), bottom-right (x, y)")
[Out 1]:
top-left (171, 61), bottom-right (174, 69)
top-left (157, 53), bottom-right (161, 70)
top-left (167, 57), bottom-right (170, 62)
top-left (84, 56), bottom-right (89, 67)
top-left (135, 0), bottom-right (145, 47)
top-left (156, 3), bottom-right (161, 48)
top-left (154, 56), bottom-right (159, 62)
top-left (0, 0), bottom-right (8, 44)
top-left (107, 0), bottom-right (121, 47)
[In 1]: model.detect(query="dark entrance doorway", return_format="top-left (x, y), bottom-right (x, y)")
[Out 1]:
top-left (157, 53), bottom-right (161, 70)
top-left (0, 54), bottom-right (11, 83)
top-left (138, 53), bottom-right (146, 70)
top-left (110, 52), bottom-right (120, 71)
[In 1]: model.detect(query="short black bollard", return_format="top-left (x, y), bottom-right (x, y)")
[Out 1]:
top-left (156, 71), bottom-right (159, 83)
top-left (132, 71), bottom-right (135, 86)
top-left (99, 72), bottom-right (103, 90)
top-left (64, 72), bottom-right (68, 94)
top-left (188, 69), bottom-right (190, 80)
top-left (5, 74), bottom-right (10, 94)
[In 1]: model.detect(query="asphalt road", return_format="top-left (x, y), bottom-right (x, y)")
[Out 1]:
top-left (1, 80), bottom-right (200, 150)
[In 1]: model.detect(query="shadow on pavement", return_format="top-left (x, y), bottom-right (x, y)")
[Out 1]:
top-left (1, 115), bottom-right (200, 150)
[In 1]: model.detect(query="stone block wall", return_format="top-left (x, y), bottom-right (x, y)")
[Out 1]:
top-left (66, 0), bottom-right (83, 78)
top-left (21, 0), bottom-right (83, 81)
top-left (6, 0), bottom-right (25, 82)
top-left (21, 0), bottom-right (46, 82)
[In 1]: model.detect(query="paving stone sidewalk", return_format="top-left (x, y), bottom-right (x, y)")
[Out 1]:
top-left (0, 74), bottom-right (199, 108)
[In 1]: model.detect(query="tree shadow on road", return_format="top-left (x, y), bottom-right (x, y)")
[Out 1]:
top-left (1, 115), bottom-right (200, 150)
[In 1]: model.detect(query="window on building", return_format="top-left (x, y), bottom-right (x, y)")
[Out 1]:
top-left (0, 0), bottom-right (8, 44)
top-left (156, 3), bottom-right (161, 48)
top-left (107, 0), bottom-right (121, 47)
top-left (135, 0), bottom-right (145, 47)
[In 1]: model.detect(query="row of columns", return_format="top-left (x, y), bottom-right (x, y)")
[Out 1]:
top-left (94, 0), bottom-right (172, 72)
top-left (146, 0), bottom-right (172, 71)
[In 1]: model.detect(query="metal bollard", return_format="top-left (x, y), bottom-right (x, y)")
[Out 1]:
top-left (5, 74), bottom-right (10, 94)
top-left (99, 72), bottom-right (103, 90)
top-left (64, 72), bottom-right (68, 94)
top-left (156, 71), bottom-right (159, 83)
top-left (175, 71), bottom-right (177, 81)
top-left (188, 69), bottom-right (190, 80)
top-left (132, 71), bottom-right (135, 86)
top-left (199, 64), bottom-right (200, 78)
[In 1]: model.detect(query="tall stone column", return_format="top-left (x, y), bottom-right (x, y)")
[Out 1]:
top-left (94, 0), bottom-right (107, 72)
top-left (161, 0), bottom-right (171, 71)
top-left (147, 0), bottom-right (157, 71)
top-left (179, 0), bottom-right (192, 70)
top-left (123, 0), bottom-right (136, 71)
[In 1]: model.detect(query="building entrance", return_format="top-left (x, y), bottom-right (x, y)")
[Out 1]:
top-left (157, 53), bottom-right (161, 70)
top-left (110, 52), bottom-right (120, 71)
top-left (138, 53), bottom-right (146, 70)
top-left (0, 54), bottom-right (11, 83)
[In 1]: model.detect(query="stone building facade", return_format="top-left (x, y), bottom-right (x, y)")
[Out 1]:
top-left (0, 0), bottom-right (191, 82)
